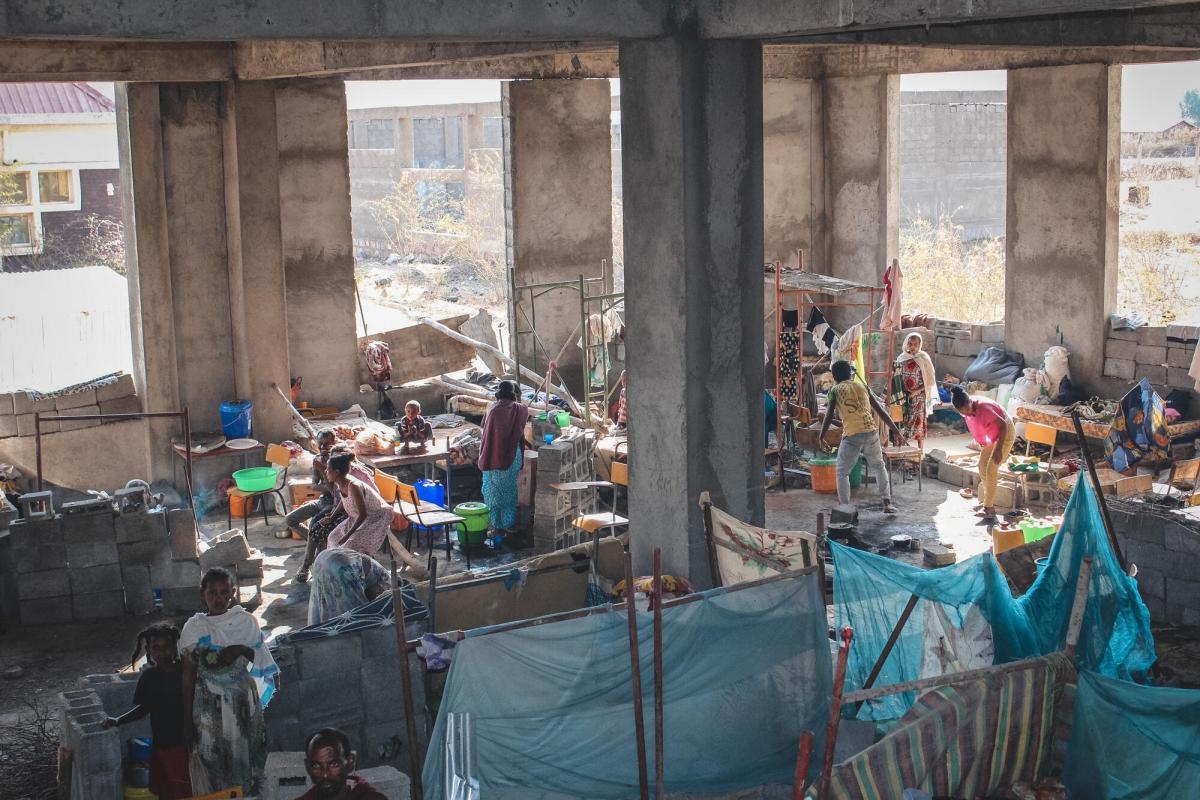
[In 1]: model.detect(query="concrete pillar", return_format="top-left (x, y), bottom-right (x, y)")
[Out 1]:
top-left (276, 79), bottom-right (360, 409)
top-left (764, 78), bottom-right (826, 268)
top-left (116, 83), bottom-right (180, 481)
top-left (503, 78), bottom-right (612, 398)
top-left (619, 36), bottom-right (764, 583)
top-left (825, 75), bottom-right (900, 290)
top-left (1006, 64), bottom-right (1120, 389)
top-left (221, 80), bottom-right (292, 446)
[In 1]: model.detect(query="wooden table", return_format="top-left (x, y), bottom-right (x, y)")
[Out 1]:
top-left (172, 442), bottom-right (265, 494)
top-left (362, 437), bottom-right (458, 504)
top-left (1016, 404), bottom-right (1200, 442)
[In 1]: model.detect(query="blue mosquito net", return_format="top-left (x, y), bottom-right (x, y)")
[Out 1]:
top-left (834, 477), bottom-right (1156, 721)
top-left (423, 570), bottom-right (831, 799)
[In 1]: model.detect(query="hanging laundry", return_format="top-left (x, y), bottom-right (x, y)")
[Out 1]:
top-left (804, 306), bottom-right (838, 355)
top-left (779, 328), bottom-right (801, 403)
top-left (362, 340), bottom-right (392, 383)
top-left (835, 324), bottom-right (866, 383)
top-left (880, 259), bottom-right (903, 332)
top-left (578, 309), bottom-right (623, 387)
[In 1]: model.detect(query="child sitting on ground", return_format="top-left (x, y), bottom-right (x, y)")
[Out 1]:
top-left (394, 400), bottom-right (433, 451)
top-left (180, 567), bottom-right (279, 795)
top-left (104, 622), bottom-right (192, 800)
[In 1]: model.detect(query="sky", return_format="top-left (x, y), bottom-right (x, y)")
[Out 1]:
top-left (900, 62), bottom-right (1200, 131)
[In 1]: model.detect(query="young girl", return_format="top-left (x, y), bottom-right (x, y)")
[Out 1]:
top-left (104, 622), bottom-right (193, 800)
top-left (180, 567), bottom-right (278, 794)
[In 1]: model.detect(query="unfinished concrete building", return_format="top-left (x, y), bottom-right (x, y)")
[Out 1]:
top-left (2, 2), bottom-right (1200, 798)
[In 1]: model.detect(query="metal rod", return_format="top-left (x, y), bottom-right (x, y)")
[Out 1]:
top-left (816, 512), bottom-right (828, 607)
top-left (624, 551), bottom-right (650, 800)
top-left (388, 554), bottom-right (424, 800)
top-left (427, 556), bottom-right (439, 634)
top-left (652, 548), bottom-right (665, 799)
top-left (792, 730), bottom-right (815, 800)
top-left (700, 492), bottom-right (723, 588)
top-left (817, 627), bottom-right (853, 800)
top-left (853, 593), bottom-right (919, 716)
top-left (182, 407), bottom-right (195, 510)
top-left (1070, 410), bottom-right (1126, 570)
top-left (1065, 556), bottom-right (1094, 658)
top-left (35, 412), bottom-right (43, 492)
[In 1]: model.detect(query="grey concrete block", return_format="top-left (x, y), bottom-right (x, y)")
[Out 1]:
top-left (1166, 324), bottom-right (1199, 344)
top-left (168, 508), bottom-right (199, 559)
top-left (1182, 606), bottom-right (1200, 627)
top-left (1168, 347), bottom-right (1192, 368)
top-left (356, 765), bottom-right (412, 799)
top-left (115, 510), bottom-right (166, 544)
top-left (264, 716), bottom-right (306, 755)
top-left (95, 373), bottom-right (136, 403)
top-left (1168, 367), bottom-right (1193, 388)
top-left (0, 414), bottom-right (17, 438)
top-left (0, 392), bottom-right (14, 415)
top-left (1165, 576), bottom-right (1200, 608)
top-left (1135, 345), bottom-right (1167, 365)
top-left (19, 595), bottom-right (73, 624)
top-left (362, 720), bottom-right (421, 770)
top-left (235, 556), bottom-right (264, 581)
top-left (297, 679), bottom-right (365, 728)
top-left (69, 563), bottom-right (123, 594)
top-left (1165, 523), bottom-right (1200, 557)
top-left (65, 713), bottom-right (122, 774)
top-left (359, 621), bottom-right (401, 657)
top-left (118, 539), bottom-right (169, 567)
top-left (121, 566), bottom-right (155, 615)
top-left (150, 557), bottom-right (200, 589)
top-left (361, 657), bottom-right (407, 722)
top-left (98, 395), bottom-right (141, 419)
top-left (9, 516), bottom-right (63, 545)
top-left (199, 531), bottom-right (251, 570)
top-left (936, 336), bottom-right (955, 354)
top-left (1142, 593), bottom-right (1166, 622)
top-left (72, 590), bottom-right (127, 620)
top-left (950, 338), bottom-right (979, 357)
top-left (1135, 326), bottom-right (1168, 347)
top-left (979, 323), bottom-right (1004, 343)
top-left (160, 586), bottom-right (204, 613)
top-left (1107, 326), bottom-right (1138, 341)
top-left (64, 516), bottom-right (119, 567)
top-left (1105, 338), bottom-right (1138, 361)
top-left (16, 412), bottom-right (60, 435)
top-left (1137, 364), bottom-right (1168, 385)
top-left (18, 568), bottom-right (70, 599)
top-left (54, 389), bottom-right (97, 410)
top-left (14, 543), bottom-right (69, 572)
top-left (1134, 566), bottom-right (1164, 602)
top-left (295, 632), bottom-right (364, 679)
top-left (1164, 602), bottom-right (1186, 625)
top-left (12, 392), bottom-right (54, 414)
top-left (58, 405), bottom-right (102, 431)
top-left (262, 750), bottom-right (310, 799)
top-left (1103, 358), bottom-right (1135, 380)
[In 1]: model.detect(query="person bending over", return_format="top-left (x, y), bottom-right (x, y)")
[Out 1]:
top-left (952, 386), bottom-right (1015, 526)
top-left (819, 360), bottom-right (902, 514)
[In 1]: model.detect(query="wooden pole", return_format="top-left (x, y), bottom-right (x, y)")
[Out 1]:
top-left (1069, 410), bottom-right (1126, 570)
top-left (388, 552), bottom-right (424, 800)
top-left (182, 407), bottom-right (195, 510)
top-left (699, 492), bottom-right (723, 588)
top-left (624, 551), bottom-right (650, 800)
top-left (1065, 556), bottom-right (1094, 658)
top-left (853, 593), bottom-right (919, 716)
top-left (271, 382), bottom-right (317, 440)
top-left (652, 548), bottom-right (665, 799)
top-left (817, 627), bottom-right (853, 800)
top-left (793, 730), bottom-right (815, 800)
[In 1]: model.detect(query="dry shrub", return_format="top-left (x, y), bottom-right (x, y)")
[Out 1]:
top-left (0, 702), bottom-right (59, 800)
top-left (1117, 229), bottom-right (1200, 325)
top-left (1120, 160), bottom-right (1196, 182)
top-left (900, 215), bottom-right (1005, 324)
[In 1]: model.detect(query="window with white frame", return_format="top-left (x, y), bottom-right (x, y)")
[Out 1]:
top-left (0, 167), bottom-right (81, 254)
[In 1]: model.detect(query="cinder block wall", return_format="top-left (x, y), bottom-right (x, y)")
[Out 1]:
top-left (1111, 503), bottom-right (1200, 626)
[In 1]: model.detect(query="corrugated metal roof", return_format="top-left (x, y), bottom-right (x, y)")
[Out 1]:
top-left (0, 82), bottom-right (115, 115)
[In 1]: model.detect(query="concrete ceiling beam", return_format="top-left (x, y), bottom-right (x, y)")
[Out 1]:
top-left (701, 0), bottom-right (1200, 38)
top-left (0, 40), bottom-right (233, 81)
top-left (775, 6), bottom-right (1200, 49)
top-left (0, 0), bottom-right (666, 42)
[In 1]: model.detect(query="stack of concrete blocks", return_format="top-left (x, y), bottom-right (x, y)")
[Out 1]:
top-left (263, 752), bottom-right (411, 800)
top-left (532, 427), bottom-right (598, 552)
top-left (59, 686), bottom-right (124, 799)
top-left (265, 616), bottom-right (428, 783)
top-left (928, 319), bottom-right (1002, 382)
top-left (1103, 323), bottom-right (1200, 394)
top-left (935, 453), bottom-right (1020, 510)
top-left (4, 505), bottom-right (200, 624)
top-left (199, 528), bottom-right (266, 596)
top-left (1111, 503), bottom-right (1200, 626)
top-left (0, 373), bottom-right (140, 440)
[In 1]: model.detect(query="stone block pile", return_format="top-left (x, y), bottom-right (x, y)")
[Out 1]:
top-left (198, 528), bottom-right (266, 594)
top-left (59, 686), bottom-right (124, 799)
top-left (1111, 503), bottom-right (1200, 626)
top-left (266, 618), bottom-right (428, 779)
top-left (532, 427), bottom-right (598, 552)
top-left (1105, 323), bottom-right (1199, 393)
top-left (0, 372), bottom-right (140, 439)
top-left (4, 505), bottom-right (201, 625)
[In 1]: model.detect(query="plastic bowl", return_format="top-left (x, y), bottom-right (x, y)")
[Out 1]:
top-left (232, 467), bottom-right (278, 492)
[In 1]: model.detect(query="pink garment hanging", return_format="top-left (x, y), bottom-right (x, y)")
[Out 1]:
top-left (880, 259), bottom-right (903, 332)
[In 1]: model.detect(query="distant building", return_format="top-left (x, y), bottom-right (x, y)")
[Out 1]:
top-left (1121, 119), bottom-right (1198, 158)
top-left (0, 82), bottom-right (122, 266)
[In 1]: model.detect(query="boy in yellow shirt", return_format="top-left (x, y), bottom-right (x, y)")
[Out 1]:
top-left (818, 360), bottom-right (903, 513)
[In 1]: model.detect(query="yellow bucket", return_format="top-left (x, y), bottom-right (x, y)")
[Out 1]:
top-left (992, 526), bottom-right (1024, 555)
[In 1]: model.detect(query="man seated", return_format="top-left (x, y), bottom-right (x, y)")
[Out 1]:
top-left (298, 727), bottom-right (387, 800)
top-left (286, 430), bottom-right (337, 540)
top-left (394, 400), bottom-right (433, 452)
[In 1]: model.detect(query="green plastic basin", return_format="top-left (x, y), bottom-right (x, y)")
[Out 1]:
top-left (232, 467), bottom-right (278, 492)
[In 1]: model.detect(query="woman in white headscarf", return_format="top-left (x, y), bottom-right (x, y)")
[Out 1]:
top-left (891, 332), bottom-right (938, 448)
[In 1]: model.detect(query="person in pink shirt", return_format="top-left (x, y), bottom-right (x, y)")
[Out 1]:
top-left (952, 386), bottom-right (1016, 525)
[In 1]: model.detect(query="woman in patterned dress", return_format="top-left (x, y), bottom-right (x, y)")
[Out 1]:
top-left (891, 332), bottom-right (938, 449)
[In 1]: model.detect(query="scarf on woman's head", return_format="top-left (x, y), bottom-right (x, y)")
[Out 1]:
top-left (896, 332), bottom-right (939, 412)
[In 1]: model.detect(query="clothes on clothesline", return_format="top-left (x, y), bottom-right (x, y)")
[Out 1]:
top-left (779, 328), bottom-right (801, 403)
top-left (880, 260), bottom-right (903, 332)
top-left (805, 307), bottom-right (838, 355)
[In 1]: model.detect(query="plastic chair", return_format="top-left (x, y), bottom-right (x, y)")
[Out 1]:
top-left (1017, 422), bottom-right (1059, 509)
top-left (556, 459), bottom-right (630, 539)
top-left (226, 444), bottom-right (291, 531)
top-left (395, 479), bottom-right (468, 568)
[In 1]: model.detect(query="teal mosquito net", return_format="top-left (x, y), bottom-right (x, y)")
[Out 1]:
top-left (1064, 671), bottom-right (1200, 799)
top-left (834, 477), bottom-right (1156, 721)
top-left (422, 570), bottom-right (831, 799)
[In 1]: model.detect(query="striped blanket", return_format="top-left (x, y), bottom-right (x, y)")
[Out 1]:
top-left (827, 653), bottom-right (1077, 800)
